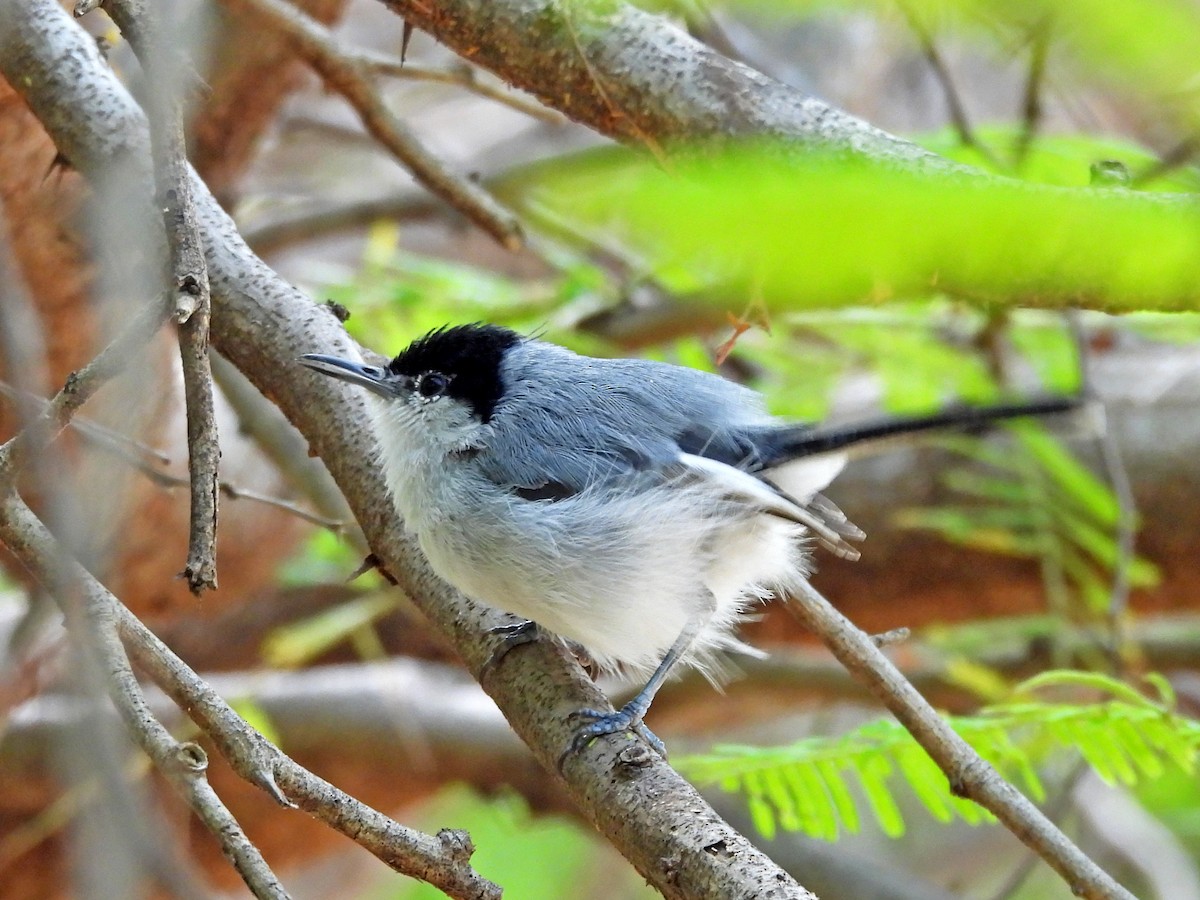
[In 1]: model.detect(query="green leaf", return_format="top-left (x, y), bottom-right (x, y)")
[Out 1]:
top-left (896, 750), bottom-right (955, 823)
top-left (816, 760), bottom-right (860, 835)
top-left (785, 764), bottom-right (838, 841)
top-left (679, 694), bottom-right (1200, 841)
top-left (262, 593), bottom-right (398, 667)
top-left (1145, 672), bottom-right (1178, 709)
top-left (855, 755), bottom-right (906, 838)
top-left (541, 145), bottom-right (1200, 314)
top-left (1012, 670), bottom-right (1162, 708)
top-left (228, 697), bottom-right (282, 747)
top-left (1113, 717), bottom-right (1166, 780)
top-left (1015, 425), bottom-right (1120, 525)
top-left (743, 771), bottom-right (779, 841)
top-left (760, 767), bottom-right (799, 832)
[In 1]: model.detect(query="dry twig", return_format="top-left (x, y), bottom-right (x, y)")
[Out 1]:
top-left (0, 299), bottom-right (171, 486)
top-left (790, 580), bottom-right (1135, 900)
top-left (218, 0), bottom-right (524, 250)
top-left (98, 0), bottom-right (221, 593)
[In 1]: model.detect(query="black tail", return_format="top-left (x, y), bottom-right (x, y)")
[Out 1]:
top-left (755, 396), bottom-right (1082, 467)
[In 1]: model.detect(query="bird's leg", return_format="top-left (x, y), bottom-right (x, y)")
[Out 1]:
top-left (564, 602), bottom-right (711, 762)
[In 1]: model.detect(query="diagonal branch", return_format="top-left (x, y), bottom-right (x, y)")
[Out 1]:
top-left (378, 0), bottom-right (950, 167)
top-left (0, 490), bottom-right (502, 900)
top-left (789, 580), bottom-right (1134, 900)
top-left (0, 493), bottom-right (287, 898)
top-left (216, 0), bottom-right (524, 250)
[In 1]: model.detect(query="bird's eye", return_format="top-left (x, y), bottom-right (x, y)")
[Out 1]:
top-left (417, 372), bottom-right (450, 398)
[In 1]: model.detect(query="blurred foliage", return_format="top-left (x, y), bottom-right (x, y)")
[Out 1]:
top-left (326, 221), bottom-right (621, 357)
top-left (677, 672), bottom-right (1194, 841)
top-left (898, 422), bottom-right (1158, 617)
top-left (277, 527), bottom-right (379, 587)
top-left (262, 592), bottom-right (397, 667)
top-left (674, 0), bottom-right (1200, 129)
top-left (532, 144), bottom-right (1200, 313)
top-left (272, 527), bottom-right (397, 665)
top-left (920, 126), bottom-right (1200, 190)
top-left (371, 786), bottom-right (656, 900)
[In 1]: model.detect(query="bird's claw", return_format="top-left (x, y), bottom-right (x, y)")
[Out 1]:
top-left (557, 702), bottom-right (667, 771)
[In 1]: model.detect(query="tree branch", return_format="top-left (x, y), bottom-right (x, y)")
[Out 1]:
top-left (0, 493), bottom-right (287, 898)
top-left (378, 0), bottom-right (949, 167)
top-left (0, 4), bottom-right (814, 896)
top-left (790, 580), bottom-right (1133, 900)
top-left (0, 491), bottom-right (502, 900)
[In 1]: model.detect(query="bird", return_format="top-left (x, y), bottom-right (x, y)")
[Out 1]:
top-left (300, 323), bottom-right (1075, 756)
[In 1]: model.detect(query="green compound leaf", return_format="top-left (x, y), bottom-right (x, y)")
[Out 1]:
top-left (677, 694), bottom-right (1200, 841)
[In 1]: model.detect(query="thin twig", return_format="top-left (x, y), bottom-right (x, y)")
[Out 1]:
top-left (0, 493), bottom-right (287, 898)
top-left (350, 50), bottom-right (563, 123)
top-left (0, 298), bottom-right (172, 486)
top-left (896, 1), bottom-right (1003, 170)
top-left (1013, 24), bottom-right (1049, 168)
top-left (789, 580), bottom-right (1135, 900)
top-left (146, 465), bottom-right (344, 531)
top-left (218, 0), bottom-right (523, 250)
top-left (0, 380), bottom-right (171, 462)
top-left (0, 380), bottom-right (338, 529)
top-left (1066, 311), bottom-right (1137, 664)
top-left (176, 313), bottom-right (222, 595)
top-left (103, 0), bottom-right (221, 593)
top-left (209, 352), bottom-right (353, 533)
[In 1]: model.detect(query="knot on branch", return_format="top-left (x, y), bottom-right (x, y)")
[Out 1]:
top-left (174, 740), bottom-right (209, 773)
top-left (436, 828), bottom-right (475, 863)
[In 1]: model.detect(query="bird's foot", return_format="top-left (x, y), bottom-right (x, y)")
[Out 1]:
top-left (558, 701), bottom-right (666, 770)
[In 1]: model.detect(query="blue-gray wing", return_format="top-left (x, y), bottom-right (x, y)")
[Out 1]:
top-left (469, 340), bottom-right (864, 558)
top-left (474, 342), bottom-right (771, 495)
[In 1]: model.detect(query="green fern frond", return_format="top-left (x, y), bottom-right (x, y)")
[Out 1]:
top-left (899, 422), bottom-right (1159, 617)
top-left (676, 697), bottom-right (1200, 841)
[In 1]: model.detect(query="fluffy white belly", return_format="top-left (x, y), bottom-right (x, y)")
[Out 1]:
top-left (416, 490), bottom-right (808, 680)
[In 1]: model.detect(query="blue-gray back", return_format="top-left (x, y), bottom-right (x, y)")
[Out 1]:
top-left (477, 340), bottom-right (780, 494)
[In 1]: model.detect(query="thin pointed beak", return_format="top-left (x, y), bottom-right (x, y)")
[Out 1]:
top-left (298, 354), bottom-right (403, 399)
